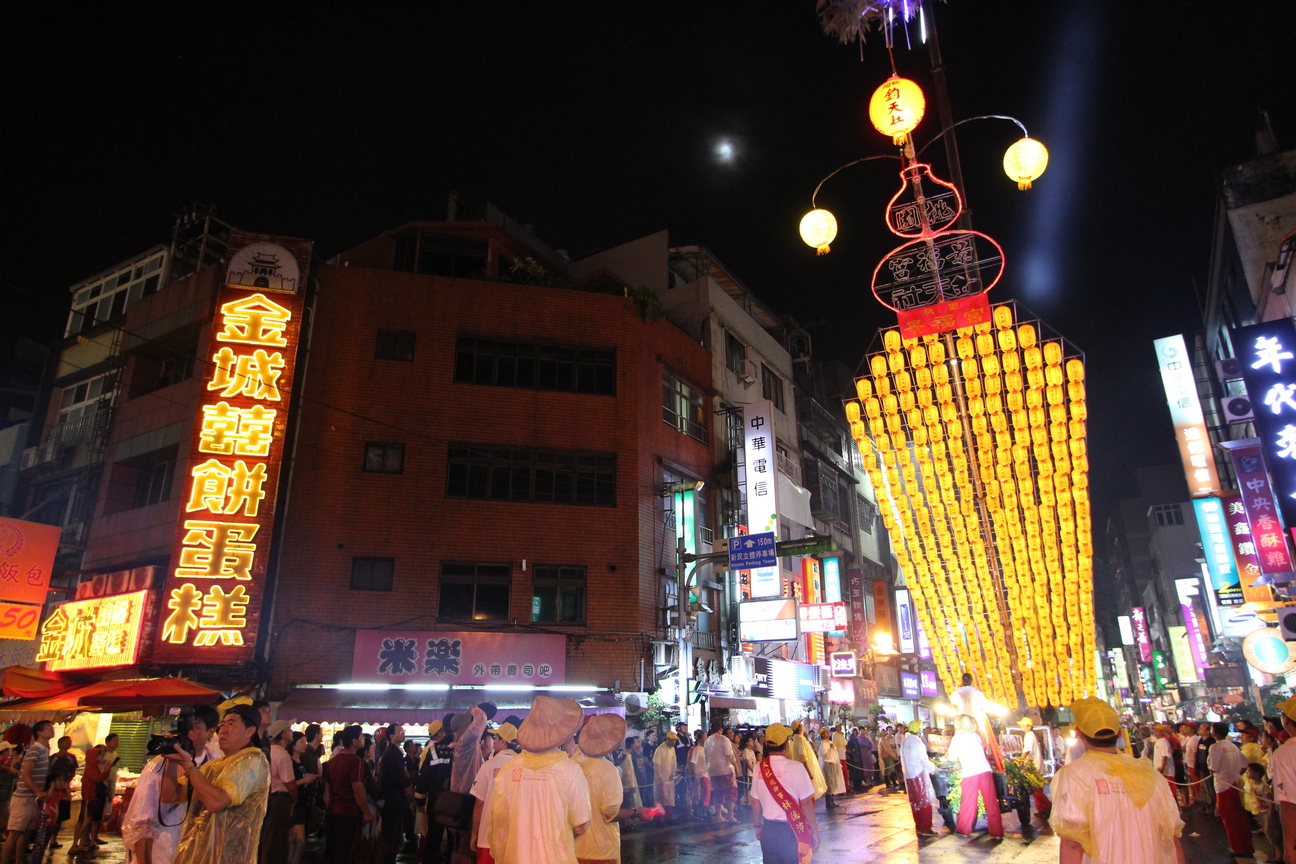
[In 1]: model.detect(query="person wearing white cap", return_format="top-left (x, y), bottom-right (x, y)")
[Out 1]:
top-left (652, 732), bottom-right (678, 822)
top-left (489, 696), bottom-right (591, 864)
top-left (468, 722), bottom-right (518, 864)
top-left (258, 719), bottom-right (297, 864)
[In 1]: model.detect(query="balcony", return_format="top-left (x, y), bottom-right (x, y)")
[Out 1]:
top-left (776, 452), bottom-right (802, 485)
top-left (47, 412), bottom-right (108, 447)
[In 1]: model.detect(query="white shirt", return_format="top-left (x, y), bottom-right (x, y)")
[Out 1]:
top-left (1270, 738), bottom-right (1296, 805)
top-left (1208, 738), bottom-right (1249, 789)
top-left (1022, 730), bottom-right (1045, 772)
top-left (1152, 738), bottom-right (1175, 777)
top-left (950, 686), bottom-right (989, 723)
top-left (1052, 752), bottom-right (1183, 864)
top-left (470, 749), bottom-right (516, 849)
top-left (1183, 735), bottom-right (1200, 771)
top-left (899, 733), bottom-right (935, 778)
top-left (703, 733), bottom-right (736, 777)
top-left (946, 732), bottom-right (992, 778)
top-left (489, 753), bottom-right (592, 864)
top-left (750, 755), bottom-right (815, 821)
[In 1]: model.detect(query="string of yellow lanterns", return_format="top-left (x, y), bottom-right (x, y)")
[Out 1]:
top-left (847, 303), bottom-right (1096, 707)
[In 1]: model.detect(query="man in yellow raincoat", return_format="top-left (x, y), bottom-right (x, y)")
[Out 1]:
top-left (652, 732), bottom-right (678, 821)
top-left (785, 722), bottom-right (827, 800)
top-left (166, 704), bottom-right (270, 864)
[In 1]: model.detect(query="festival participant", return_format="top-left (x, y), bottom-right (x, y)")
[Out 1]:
top-left (1208, 721), bottom-right (1253, 858)
top-left (786, 723), bottom-right (827, 801)
top-left (946, 715), bottom-right (1002, 838)
top-left (468, 722), bottom-right (518, 864)
top-left (167, 705), bottom-right (271, 864)
top-left (617, 738), bottom-right (643, 813)
top-left (750, 724), bottom-right (818, 864)
top-left (1016, 718), bottom-right (1051, 818)
top-left (899, 721), bottom-right (937, 836)
top-left (878, 728), bottom-right (898, 789)
top-left (1051, 697), bottom-right (1185, 864)
top-left (816, 730), bottom-right (843, 810)
top-left (703, 725), bottom-right (738, 823)
top-left (950, 673), bottom-right (1004, 770)
top-left (652, 733), bottom-right (678, 822)
top-left (489, 696), bottom-right (591, 864)
top-left (574, 715), bottom-right (633, 864)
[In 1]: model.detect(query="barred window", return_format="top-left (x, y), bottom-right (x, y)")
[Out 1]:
top-left (531, 565), bottom-right (586, 624)
top-left (446, 445), bottom-right (616, 506)
top-left (375, 330), bottom-right (417, 361)
top-left (724, 330), bottom-right (746, 374)
top-left (662, 369), bottom-right (708, 443)
top-left (857, 493), bottom-right (877, 535)
top-left (440, 562), bottom-right (511, 621)
top-left (761, 364), bottom-right (785, 412)
top-left (363, 443), bottom-right (405, 474)
top-left (454, 336), bottom-right (615, 395)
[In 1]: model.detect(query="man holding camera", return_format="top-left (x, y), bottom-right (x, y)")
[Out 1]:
top-left (121, 705), bottom-right (220, 864)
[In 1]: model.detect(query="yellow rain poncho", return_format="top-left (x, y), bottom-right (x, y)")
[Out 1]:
top-left (652, 741), bottom-right (677, 806)
top-left (173, 747), bottom-right (269, 864)
top-left (787, 729), bottom-right (827, 799)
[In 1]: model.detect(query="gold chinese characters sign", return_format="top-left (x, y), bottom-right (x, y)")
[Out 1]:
top-left (153, 234), bottom-right (312, 664)
top-left (37, 590), bottom-right (148, 672)
top-left (846, 303), bottom-right (1095, 708)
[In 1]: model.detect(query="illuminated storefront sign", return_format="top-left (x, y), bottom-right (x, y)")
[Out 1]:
top-left (0, 601), bottom-right (41, 641)
top-left (823, 557), bottom-right (841, 603)
top-left (1222, 439), bottom-right (1295, 578)
top-left (900, 671), bottom-right (920, 699)
top-left (1193, 498), bottom-right (1242, 606)
top-left (1117, 615), bottom-right (1135, 646)
top-left (1220, 494), bottom-right (1272, 603)
top-left (36, 591), bottom-right (148, 671)
top-left (920, 669), bottom-right (939, 697)
top-left (828, 677), bottom-right (855, 704)
top-left (1167, 625), bottom-right (1199, 684)
top-left (802, 558), bottom-right (825, 663)
top-left (830, 651), bottom-right (858, 677)
top-left (352, 630), bottom-right (566, 684)
top-left (1110, 649), bottom-right (1131, 690)
top-left (1130, 607), bottom-right (1152, 663)
top-left (798, 602), bottom-right (847, 634)
top-left (1175, 579), bottom-right (1212, 676)
top-left (0, 517), bottom-right (58, 609)
top-left (1235, 320), bottom-right (1296, 536)
top-left (846, 568), bottom-right (869, 642)
top-left (751, 658), bottom-right (799, 699)
top-left (743, 400), bottom-right (780, 598)
top-left (895, 588), bottom-right (916, 654)
top-left (739, 598), bottom-right (799, 642)
top-left (155, 235), bottom-right (312, 663)
top-left (1153, 334), bottom-right (1222, 497)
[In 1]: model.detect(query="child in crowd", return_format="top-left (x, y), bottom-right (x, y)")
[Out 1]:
top-left (29, 769), bottom-right (70, 864)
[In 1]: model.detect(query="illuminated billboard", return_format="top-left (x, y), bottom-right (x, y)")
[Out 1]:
top-left (1153, 335), bottom-right (1222, 497)
top-left (36, 590), bottom-right (148, 672)
top-left (154, 234), bottom-right (312, 663)
top-left (738, 598), bottom-right (799, 642)
top-left (798, 602), bottom-right (847, 634)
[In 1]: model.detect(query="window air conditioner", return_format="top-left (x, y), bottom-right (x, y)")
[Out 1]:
top-left (1222, 395), bottom-right (1253, 423)
top-left (737, 359), bottom-right (758, 387)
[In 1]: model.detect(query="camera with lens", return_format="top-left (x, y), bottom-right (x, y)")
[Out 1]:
top-left (147, 706), bottom-right (195, 757)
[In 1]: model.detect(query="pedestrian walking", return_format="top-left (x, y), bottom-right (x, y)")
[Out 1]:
top-left (1017, 718), bottom-right (1052, 817)
top-left (2, 719), bottom-right (52, 864)
top-left (1051, 697), bottom-right (1185, 864)
top-left (946, 714), bottom-right (1002, 838)
top-left (703, 725), bottom-right (738, 822)
top-left (574, 714), bottom-right (632, 864)
top-left (749, 724), bottom-right (819, 864)
top-left (489, 696), bottom-right (591, 864)
top-left (1208, 721), bottom-right (1254, 858)
top-left (898, 720), bottom-right (937, 835)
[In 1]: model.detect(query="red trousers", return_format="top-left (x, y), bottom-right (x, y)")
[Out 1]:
top-left (1032, 788), bottom-right (1051, 814)
top-left (905, 777), bottom-right (933, 833)
top-left (1216, 786), bottom-right (1254, 854)
top-left (957, 771), bottom-right (1003, 837)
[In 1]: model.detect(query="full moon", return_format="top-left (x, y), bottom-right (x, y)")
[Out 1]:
top-left (714, 139), bottom-right (736, 163)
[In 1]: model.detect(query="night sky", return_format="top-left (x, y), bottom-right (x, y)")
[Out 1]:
top-left (5, 2), bottom-right (1295, 526)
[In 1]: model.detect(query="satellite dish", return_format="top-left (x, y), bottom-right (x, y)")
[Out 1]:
top-left (622, 693), bottom-right (647, 717)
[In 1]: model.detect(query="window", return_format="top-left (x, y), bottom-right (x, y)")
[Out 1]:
top-left (446, 445), bottom-right (615, 506)
top-left (133, 451), bottom-right (176, 508)
top-left (454, 337), bottom-right (615, 395)
top-left (1152, 504), bottom-right (1184, 526)
top-left (418, 234), bottom-right (487, 279)
top-left (662, 369), bottom-right (708, 442)
top-left (375, 330), bottom-right (417, 361)
top-left (857, 493), bottom-right (877, 535)
top-left (363, 443), bottom-right (406, 474)
top-left (724, 330), bottom-right (746, 374)
top-left (439, 562), bottom-right (510, 621)
top-left (156, 355), bottom-right (195, 389)
top-left (66, 251), bottom-right (167, 336)
top-left (761, 364), bottom-right (784, 412)
top-left (351, 557), bottom-right (395, 592)
top-left (531, 565), bottom-right (586, 624)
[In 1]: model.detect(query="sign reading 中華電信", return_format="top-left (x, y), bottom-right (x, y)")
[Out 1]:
top-left (728, 532), bottom-right (776, 570)
top-left (1153, 334), bottom-right (1222, 497)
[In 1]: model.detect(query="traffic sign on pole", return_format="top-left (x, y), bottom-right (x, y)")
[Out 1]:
top-left (729, 532), bottom-right (777, 570)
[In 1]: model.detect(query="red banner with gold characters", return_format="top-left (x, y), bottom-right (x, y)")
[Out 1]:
top-left (153, 233), bottom-right (312, 664)
top-left (0, 516), bottom-right (59, 608)
top-left (894, 293), bottom-right (991, 340)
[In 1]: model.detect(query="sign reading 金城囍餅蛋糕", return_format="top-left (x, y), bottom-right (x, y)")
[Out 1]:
top-left (153, 234), bottom-right (312, 664)
top-left (352, 630), bottom-right (566, 685)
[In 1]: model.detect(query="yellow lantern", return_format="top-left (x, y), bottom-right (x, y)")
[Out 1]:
top-left (868, 76), bottom-right (926, 145)
top-left (799, 208), bottom-right (838, 254)
top-left (1003, 137), bottom-right (1049, 190)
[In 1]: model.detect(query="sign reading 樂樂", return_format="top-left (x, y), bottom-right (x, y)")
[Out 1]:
top-left (154, 234), bottom-right (312, 664)
top-left (0, 517), bottom-right (59, 609)
top-left (352, 630), bottom-right (566, 684)
top-left (728, 532), bottom-right (776, 571)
